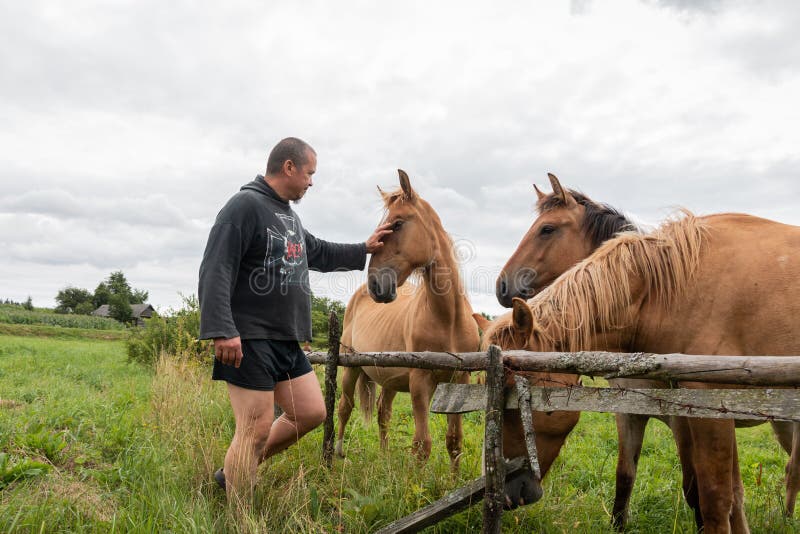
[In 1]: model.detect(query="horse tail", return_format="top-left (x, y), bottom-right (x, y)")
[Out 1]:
top-left (356, 373), bottom-right (377, 424)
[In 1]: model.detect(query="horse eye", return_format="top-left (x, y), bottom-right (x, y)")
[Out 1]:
top-left (392, 220), bottom-right (404, 231)
top-left (540, 225), bottom-right (556, 236)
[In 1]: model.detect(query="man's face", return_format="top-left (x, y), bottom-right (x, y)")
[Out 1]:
top-left (287, 150), bottom-right (316, 201)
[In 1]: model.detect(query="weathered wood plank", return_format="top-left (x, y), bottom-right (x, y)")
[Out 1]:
top-left (321, 312), bottom-right (340, 468)
top-left (375, 458), bottom-right (526, 534)
top-left (524, 386), bottom-right (800, 422)
top-left (514, 376), bottom-right (541, 481)
top-left (431, 383), bottom-right (486, 413)
top-left (309, 349), bottom-right (800, 386)
top-left (483, 345), bottom-right (505, 534)
top-left (433, 383), bottom-right (800, 422)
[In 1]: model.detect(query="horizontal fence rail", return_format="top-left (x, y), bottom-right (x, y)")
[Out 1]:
top-left (431, 383), bottom-right (800, 422)
top-left (311, 327), bottom-right (800, 533)
top-left (308, 350), bottom-right (800, 386)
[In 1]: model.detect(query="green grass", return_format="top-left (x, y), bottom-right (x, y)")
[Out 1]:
top-left (0, 323), bottom-right (127, 340)
top-left (0, 304), bottom-right (123, 330)
top-left (0, 334), bottom-right (797, 532)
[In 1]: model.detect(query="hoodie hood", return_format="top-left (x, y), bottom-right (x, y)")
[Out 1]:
top-left (241, 175), bottom-right (288, 205)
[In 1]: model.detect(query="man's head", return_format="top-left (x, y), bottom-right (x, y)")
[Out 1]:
top-left (265, 137), bottom-right (317, 202)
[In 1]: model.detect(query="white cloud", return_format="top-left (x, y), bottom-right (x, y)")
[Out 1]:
top-left (1, 0), bottom-right (799, 318)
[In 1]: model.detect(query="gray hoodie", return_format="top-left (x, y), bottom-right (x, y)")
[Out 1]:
top-left (198, 176), bottom-right (366, 341)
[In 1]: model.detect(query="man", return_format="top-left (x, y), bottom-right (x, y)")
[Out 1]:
top-left (198, 137), bottom-right (391, 498)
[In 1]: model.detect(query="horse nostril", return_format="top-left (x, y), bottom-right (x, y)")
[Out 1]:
top-left (500, 279), bottom-right (508, 296)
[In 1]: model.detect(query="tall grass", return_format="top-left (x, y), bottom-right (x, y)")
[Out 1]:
top-left (0, 334), bottom-right (798, 532)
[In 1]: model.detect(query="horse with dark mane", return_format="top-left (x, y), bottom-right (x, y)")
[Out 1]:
top-left (496, 175), bottom-right (800, 530)
top-left (497, 195), bottom-right (800, 533)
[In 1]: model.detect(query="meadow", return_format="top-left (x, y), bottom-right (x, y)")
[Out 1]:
top-left (1, 333), bottom-right (798, 533)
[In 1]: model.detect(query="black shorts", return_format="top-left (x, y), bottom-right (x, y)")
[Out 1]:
top-left (212, 339), bottom-right (313, 391)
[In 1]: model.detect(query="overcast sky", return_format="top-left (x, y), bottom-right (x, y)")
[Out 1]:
top-left (1, 0), bottom-right (799, 317)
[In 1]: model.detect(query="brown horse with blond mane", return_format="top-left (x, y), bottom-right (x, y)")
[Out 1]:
top-left (496, 199), bottom-right (800, 533)
top-left (335, 170), bottom-right (479, 469)
top-left (497, 175), bottom-right (800, 530)
top-left (473, 308), bottom-right (582, 509)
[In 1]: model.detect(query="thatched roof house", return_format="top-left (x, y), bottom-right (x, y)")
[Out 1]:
top-left (92, 303), bottom-right (155, 326)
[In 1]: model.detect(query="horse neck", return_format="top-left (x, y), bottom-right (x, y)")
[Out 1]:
top-left (417, 227), bottom-right (471, 327)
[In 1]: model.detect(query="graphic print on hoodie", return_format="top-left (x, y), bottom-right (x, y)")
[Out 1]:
top-left (266, 213), bottom-right (305, 287)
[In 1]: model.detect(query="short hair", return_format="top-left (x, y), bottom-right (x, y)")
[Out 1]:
top-left (266, 137), bottom-right (316, 174)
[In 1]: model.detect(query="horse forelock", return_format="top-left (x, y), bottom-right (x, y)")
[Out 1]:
top-left (537, 189), bottom-right (635, 249)
top-left (529, 210), bottom-right (706, 352)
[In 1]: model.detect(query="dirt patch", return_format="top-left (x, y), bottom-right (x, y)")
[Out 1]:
top-left (0, 399), bottom-right (22, 409)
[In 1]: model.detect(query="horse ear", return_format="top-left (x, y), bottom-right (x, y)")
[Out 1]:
top-left (472, 313), bottom-right (491, 333)
top-left (548, 173), bottom-right (576, 208)
top-left (533, 184), bottom-right (547, 201)
top-left (511, 297), bottom-right (533, 342)
top-left (377, 185), bottom-right (391, 203)
top-left (398, 169), bottom-right (416, 201)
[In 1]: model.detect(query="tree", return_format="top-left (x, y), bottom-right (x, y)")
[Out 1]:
top-left (55, 286), bottom-right (94, 314)
top-left (130, 288), bottom-right (149, 305)
top-left (93, 282), bottom-right (112, 308)
top-left (108, 293), bottom-right (133, 324)
top-left (23, 296), bottom-right (34, 311)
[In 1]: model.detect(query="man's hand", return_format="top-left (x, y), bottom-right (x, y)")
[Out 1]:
top-left (366, 222), bottom-right (393, 253)
top-left (214, 336), bottom-right (243, 368)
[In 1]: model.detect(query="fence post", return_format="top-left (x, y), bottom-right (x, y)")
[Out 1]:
top-left (322, 311), bottom-right (341, 468)
top-left (483, 344), bottom-right (505, 533)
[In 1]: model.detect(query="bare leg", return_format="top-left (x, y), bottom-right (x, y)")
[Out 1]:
top-left (224, 383), bottom-right (274, 501)
top-left (262, 371), bottom-right (326, 460)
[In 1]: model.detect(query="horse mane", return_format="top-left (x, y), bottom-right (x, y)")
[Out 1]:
top-left (480, 312), bottom-right (515, 350)
top-left (530, 211), bottom-right (707, 352)
top-left (538, 189), bottom-right (636, 248)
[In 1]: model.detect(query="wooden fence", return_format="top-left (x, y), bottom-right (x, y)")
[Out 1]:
top-left (308, 313), bottom-right (800, 533)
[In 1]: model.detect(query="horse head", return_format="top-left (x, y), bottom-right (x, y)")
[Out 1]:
top-left (473, 299), bottom-right (544, 509)
top-left (368, 169), bottom-right (440, 303)
top-left (496, 174), bottom-right (632, 308)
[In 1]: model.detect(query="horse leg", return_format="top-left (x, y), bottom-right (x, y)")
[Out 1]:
top-left (687, 417), bottom-right (742, 534)
top-left (667, 416), bottom-right (703, 530)
top-left (611, 413), bottom-right (650, 530)
top-left (785, 422), bottom-right (800, 517)
top-left (731, 437), bottom-right (749, 534)
top-left (335, 366), bottom-right (362, 458)
top-left (445, 372), bottom-right (469, 472)
top-left (377, 387), bottom-right (398, 451)
top-left (409, 369), bottom-right (435, 462)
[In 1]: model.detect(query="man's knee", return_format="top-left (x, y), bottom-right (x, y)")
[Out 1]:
top-left (307, 404), bottom-right (327, 428)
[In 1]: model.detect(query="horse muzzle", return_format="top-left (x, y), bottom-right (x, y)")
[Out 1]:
top-left (368, 269), bottom-right (397, 303)
top-left (503, 465), bottom-right (543, 509)
top-left (496, 269), bottom-right (538, 308)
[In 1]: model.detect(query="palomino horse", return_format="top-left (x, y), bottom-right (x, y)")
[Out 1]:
top-left (498, 210), bottom-right (800, 533)
top-left (496, 175), bottom-right (799, 529)
top-left (473, 309), bottom-right (581, 509)
top-left (335, 170), bottom-right (479, 469)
